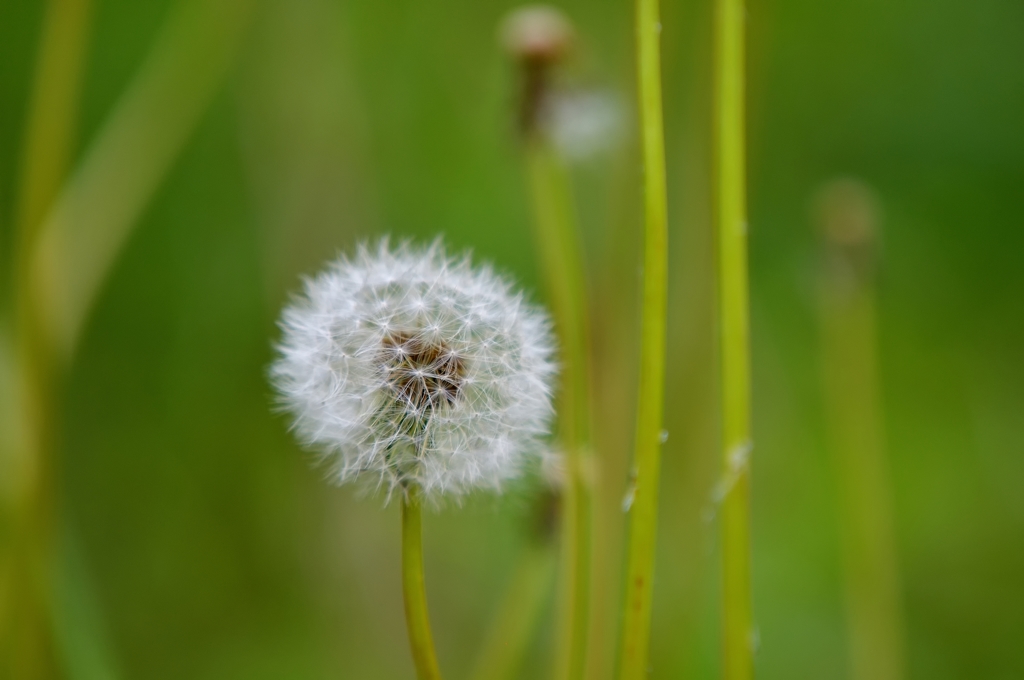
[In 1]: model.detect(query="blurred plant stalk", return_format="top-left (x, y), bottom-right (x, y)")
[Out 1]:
top-left (2, 0), bottom-right (94, 676)
top-left (10, 0), bottom-right (93, 272)
top-left (713, 0), bottom-right (754, 676)
top-left (1, 0), bottom-right (255, 676)
top-left (816, 179), bottom-right (906, 680)
top-left (31, 0), bottom-right (256, 362)
top-left (617, 0), bottom-right (669, 676)
top-left (525, 138), bottom-right (594, 680)
top-left (502, 8), bottom-right (595, 680)
top-left (470, 496), bottom-right (557, 680)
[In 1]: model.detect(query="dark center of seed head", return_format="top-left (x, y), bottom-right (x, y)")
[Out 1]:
top-left (380, 331), bottom-right (465, 412)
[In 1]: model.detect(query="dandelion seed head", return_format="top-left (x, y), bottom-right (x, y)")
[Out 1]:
top-left (271, 239), bottom-right (557, 502)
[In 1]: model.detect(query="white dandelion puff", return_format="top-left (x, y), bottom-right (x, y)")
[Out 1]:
top-left (270, 239), bottom-right (557, 502)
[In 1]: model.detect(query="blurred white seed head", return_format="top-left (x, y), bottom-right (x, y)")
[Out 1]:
top-left (545, 89), bottom-right (627, 161)
top-left (271, 239), bottom-right (557, 502)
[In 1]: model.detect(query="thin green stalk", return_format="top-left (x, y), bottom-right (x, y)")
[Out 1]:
top-left (4, 327), bottom-right (57, 679)
top-left (817, 181), bottom-right (905, 680)
top-left (616, 0), bottom-right (668, 675)
top-left (30, 0), bottom-right (256, 363)
top-left (11, 0), bottom-right (93, 291)
top-left (470, 533), bottom-right (556, 680)
top-left (52, 525), bottom-right (122, 679)
top-left (402, 486), bottom-right (443, 680)
top-left (1, 1), bottom-right (93, 676)
top-left (523, 137), bottom-right (593, 680)
top-left (713, 0), bottom-right (753, 677)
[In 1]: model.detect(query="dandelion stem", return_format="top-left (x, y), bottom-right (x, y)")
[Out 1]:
top-left (470, 531), bottom-right (556, 680)
top-left (524, 135), bottom-right (593, 680)
top-left (616, 0), bottom-right (669, 675)
top-left (713, 0), bottom-right (753, 676)
top-left (817, 181), bottom-right (905, 680)
top-left (402, 485), bottom-right (443, 680)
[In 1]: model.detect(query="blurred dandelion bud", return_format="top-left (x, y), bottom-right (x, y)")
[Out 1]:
top-left (500, 5), bottom-right (574, 133)
top-left (500, 5), bottom-right (574, 64)
top-left (814, 178), bottom-right (883, 292)
top-left (500, 6), bottom-right (625, 161)
top-left (271, 239), bottom-right (557, 502)
top-left (813, 177), bottom-right (906, 680)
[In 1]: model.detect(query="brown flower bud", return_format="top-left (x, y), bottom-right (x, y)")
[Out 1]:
top-left (500, 5), bottom-right (574, 64)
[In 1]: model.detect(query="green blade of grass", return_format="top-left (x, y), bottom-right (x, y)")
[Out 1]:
top-left (30, 0), bottom-right (257, 363)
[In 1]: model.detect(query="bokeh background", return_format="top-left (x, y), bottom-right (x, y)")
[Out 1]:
top-left (1, 0), bottom-right (1022, 678)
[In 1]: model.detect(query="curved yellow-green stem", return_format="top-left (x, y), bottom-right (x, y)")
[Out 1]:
top-left (617, 0), bottom-right (669, 676)
top-left (714, 0), bottom-right (753, 677)
top-left (402, 486), bottom-right (443, 680)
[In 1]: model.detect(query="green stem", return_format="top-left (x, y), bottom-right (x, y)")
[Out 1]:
top-left (11, 0), bottom-right (93, 288)
top-left (523, 136), bottom-right (593, 680)
top-left (616, 0), bottom-right (669, 676)
top-left (713, 0), bottom-right (753, 676)
top-left (30, 0), bottom-right (256, 362)
top-left (470, 534), bottom-right (556, 680)
top-left (821, 289), bottom-right (905, 680)
top-left (402, 486), bottom-right (443, 680)
top-left (817, 181), bottom-right (905, 680)
top-left (2, 1), bottom-right (93, 676)
top-left (3, 335), bottom-right (57, 679)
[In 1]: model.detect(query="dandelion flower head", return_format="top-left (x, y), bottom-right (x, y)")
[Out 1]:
top-left (271, 240), bottom-right (556, 501)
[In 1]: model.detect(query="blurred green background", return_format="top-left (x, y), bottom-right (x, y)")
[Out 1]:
top-left (1, 0), bottom-right (1022, 678)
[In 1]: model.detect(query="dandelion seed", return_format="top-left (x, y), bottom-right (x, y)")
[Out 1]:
top-left (271, 239), bottom-right (557, 502)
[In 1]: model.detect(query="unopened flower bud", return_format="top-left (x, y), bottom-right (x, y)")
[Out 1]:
top-left (500, 5), bottom-right (574, 64)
